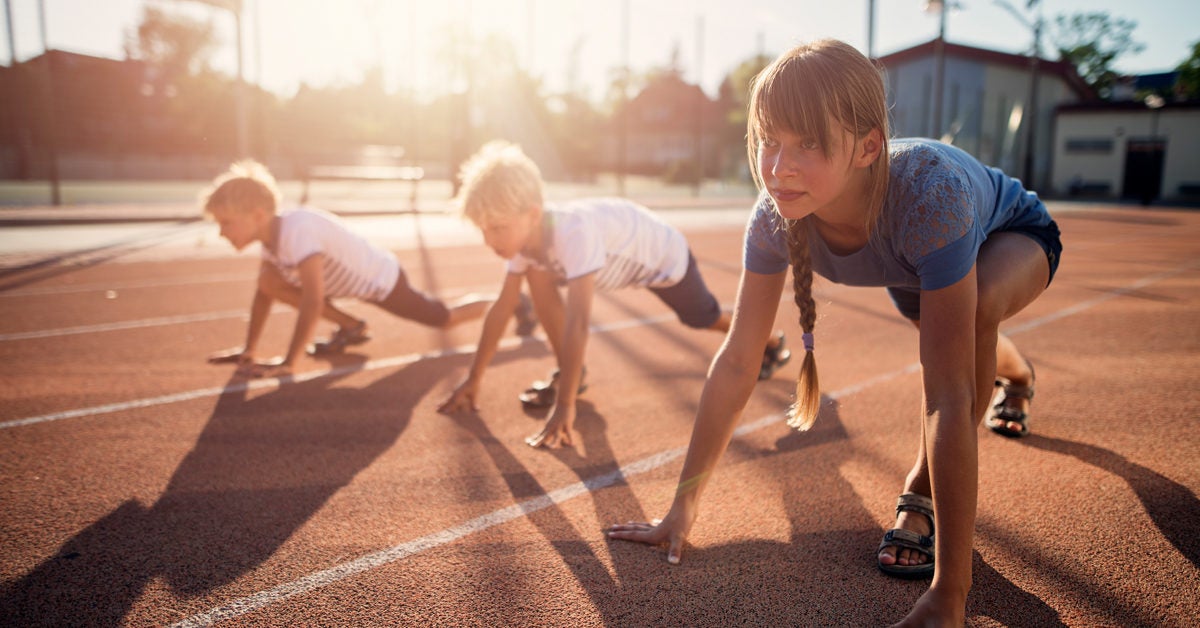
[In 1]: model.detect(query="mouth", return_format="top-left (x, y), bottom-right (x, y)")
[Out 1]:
top-left (770, 188), bottom-right (805, 202)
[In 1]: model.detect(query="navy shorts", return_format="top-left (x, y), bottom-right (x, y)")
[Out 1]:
top-left (887, 219), bottom-right (1063, 321)
top-left (372, 268), bottom-right (451, 327)
top-left (648, 252), bottom-right (722, 329)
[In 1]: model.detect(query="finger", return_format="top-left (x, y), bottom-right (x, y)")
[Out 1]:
top-left (667, 536), bottom-right (684, 565)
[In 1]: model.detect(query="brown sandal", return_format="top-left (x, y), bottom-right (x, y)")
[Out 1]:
top-left (877, 492), bottom-right (935, 579)
top-left (986, 361), bottom-right (1035, 438)
top-left (518, 367), bottom-right (588, 408)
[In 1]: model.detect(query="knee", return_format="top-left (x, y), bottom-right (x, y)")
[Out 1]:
top-left (257, 266), bottom-right (289, 298)
top-left (974, 287), bottom-right (1005, 339)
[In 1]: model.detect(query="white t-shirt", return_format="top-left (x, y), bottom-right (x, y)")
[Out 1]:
top-left (506, 198), bottom-right (690, 290)
top-left (261, 206), bottom-right (400, 301)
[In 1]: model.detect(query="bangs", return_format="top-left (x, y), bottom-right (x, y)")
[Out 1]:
top-left (749, 55), bottom-right (842, 156)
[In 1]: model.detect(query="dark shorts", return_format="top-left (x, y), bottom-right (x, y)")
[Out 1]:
top-left (887, 219), bottom-right (1063, 321)
top-left (372, 268), bottom-right (451, 327)
top-left (648, 252), bottom-right (723, 329)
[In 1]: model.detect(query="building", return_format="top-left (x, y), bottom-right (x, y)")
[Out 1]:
top-left (1053, 100), bottom-right (1200, 204)
top-left (877, 39), bottom-right (1092, 193)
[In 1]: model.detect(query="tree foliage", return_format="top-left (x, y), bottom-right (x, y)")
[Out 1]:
top-left (1049, 12), bottom-right (1144, 98)
top-left (123, 6), bottom-right (217, 80)
top-left (1176, 40), bottom-right (1200, 99)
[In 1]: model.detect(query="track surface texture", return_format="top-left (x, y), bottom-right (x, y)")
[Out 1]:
top-left (1, 202), bottom-right (1198, 627)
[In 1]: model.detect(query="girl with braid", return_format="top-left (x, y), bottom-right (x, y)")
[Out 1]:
top-left (607, 39), bottom-right (1061, 627)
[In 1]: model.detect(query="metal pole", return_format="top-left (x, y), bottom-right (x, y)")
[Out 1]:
top-left (36, 0), bottom-right (60, 205)
top-left (867, 0), bottom-right (876, 59)
top-left (233, 7), bottom-right (249, 158)
top-left (932, 2), bottom-right (946, 140)
top-left (617, 0), bottom-right (628, 197)
top-left (3, 0), bottom-right (15, 63)
top-left (692, 14), bottom-right (704, 196)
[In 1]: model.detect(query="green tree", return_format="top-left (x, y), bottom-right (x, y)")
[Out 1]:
top-left (1050, 12), bottom-right (1144, 98)
top-left (1176, 40), bottom-right (1200, 99)
top-left (124, 6), bottom-right (217, 80)
top-left (715, 54), bottom-right (770, 179)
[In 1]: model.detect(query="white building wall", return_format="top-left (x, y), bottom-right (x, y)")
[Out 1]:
top-left (883, 52), bottom-right (1078, 192)
top-left (1054, 108), bottom-right (1200, 201)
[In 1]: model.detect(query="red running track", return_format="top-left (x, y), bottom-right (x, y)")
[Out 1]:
top-left (0, 203), bottom-right (1198, 627)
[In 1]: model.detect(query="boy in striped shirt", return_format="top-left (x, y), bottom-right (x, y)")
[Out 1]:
top-left (437, 142), bottom-right (790, 448)
top-left (202, 160), bottom-right (501, 378)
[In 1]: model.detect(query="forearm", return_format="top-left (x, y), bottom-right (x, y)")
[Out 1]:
top-left (466, 298), bottom-right (518, 381)
top-left (550, 309), bottom-right (589, 408)
top-left (243, 290), bottom-right (273, 354)
top-left (673, 349), bottom-right (761, 506)
top-left (284, 291), bottom-right (322, 365)
top-left (924, 402), bottom-right (977, 597)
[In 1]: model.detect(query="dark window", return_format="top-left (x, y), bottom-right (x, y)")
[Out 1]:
top-left (1065, 138), bottom-right (1114, 154)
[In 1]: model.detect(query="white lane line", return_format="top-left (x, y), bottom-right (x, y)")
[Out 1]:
top-left (0, 310), bottom-right (253, 341)
top-left (0, 285), bottom-right (496, 342)
top-left (0, 315), bottom-right (676, 430)
top-left (0, 272), bottom-right (251, 297)
top-left (171, 259), bottom-right (1197, 626)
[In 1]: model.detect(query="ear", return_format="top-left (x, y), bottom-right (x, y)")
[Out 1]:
top-left (853, 128), bottom-right (884, 169)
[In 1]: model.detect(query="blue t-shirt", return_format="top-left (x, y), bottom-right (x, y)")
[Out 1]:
top-left (743, 138), bottom-right (1052, 291)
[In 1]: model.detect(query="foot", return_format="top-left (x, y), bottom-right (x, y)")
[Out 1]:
top-left (518, 367), bottom-right (588, 408)
top-left (888, 587), bottom-right (966, 628)
top-left (309, 320), bottom-right (371, 356)
top-left (986, 359), bottom-right (1035, 437)
top-left (513, 293), bottom-right (539, 337)
top-left (878, 492), bottom-right (935, 578)
top-left (758, 332), bottom-right (791, 380)
top-left (878, 510), bottom-right (934, 568)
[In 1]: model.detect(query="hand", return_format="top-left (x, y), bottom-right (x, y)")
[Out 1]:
top-left (438, 379), bottom-right (480, 414)
top-left (605, 500), bottom-right (698, 565)
top-left (208, 347), bottom-right (251, 365)
top-left (235, 358), bottom-right (293, 379)
top-left (525, 404), bottom-right (575, 448)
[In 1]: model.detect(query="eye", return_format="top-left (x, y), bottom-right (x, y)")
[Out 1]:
top-left (800, 138), bottom-right (820, 150)
top-left (758, 136), bottom-right (779, 149)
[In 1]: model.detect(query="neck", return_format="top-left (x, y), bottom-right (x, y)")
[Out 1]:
top-left (520, 209), bottom-right (546, 259)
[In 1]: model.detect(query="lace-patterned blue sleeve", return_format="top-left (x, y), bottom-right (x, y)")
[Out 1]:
top-left (743, 195), bottom-right (791, 275)
top-left (890, 146), bottom-right (981, 290)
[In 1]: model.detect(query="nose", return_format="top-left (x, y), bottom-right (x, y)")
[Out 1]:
top-left (770, 146), bottom-right (797, 179)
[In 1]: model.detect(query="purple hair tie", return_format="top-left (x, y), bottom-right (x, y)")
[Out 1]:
top-left (802, 332), bottom-right (814, 352)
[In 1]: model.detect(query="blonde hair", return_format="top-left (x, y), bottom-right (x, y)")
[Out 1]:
top-left (454, 140), bottom-right (544, 225)
top-left (201, 160), bottom-right (281, 217)
top-left (746, 39), bottom-right (891, 431)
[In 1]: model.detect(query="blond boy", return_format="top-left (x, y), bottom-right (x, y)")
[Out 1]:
top-left (203, 160), bottom-right (497, 378)
top-left (437, 142), bottom-right (789, 447)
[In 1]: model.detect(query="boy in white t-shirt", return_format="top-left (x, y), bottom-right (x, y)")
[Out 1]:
top-left (437, 142), bottom-right (790, 448)
top-left (202, 160), bottom-right (513, 378)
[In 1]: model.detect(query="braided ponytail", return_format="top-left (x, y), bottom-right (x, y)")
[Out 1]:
top-left (784, 218), bottom-right (820, 430)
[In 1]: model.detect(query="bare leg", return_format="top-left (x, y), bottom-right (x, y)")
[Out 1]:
top-left (889, 232), bottom-right (1049, 627)
top-left (441, 293), bottom-right (495, 328)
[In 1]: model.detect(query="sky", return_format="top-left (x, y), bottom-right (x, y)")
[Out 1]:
top-left (3, 0), bottom-right (1198, 102)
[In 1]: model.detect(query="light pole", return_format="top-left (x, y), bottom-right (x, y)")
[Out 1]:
top-left (924, 1), bottom-right (948, 141)
top-left (179, 0), bottom-right (250, 158)
top-left (994, 0), bottom-right (1043, 188)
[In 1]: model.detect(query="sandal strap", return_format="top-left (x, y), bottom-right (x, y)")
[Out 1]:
top-left (1001, 382), bottom-right (1034, 401)
top-left (880, 528), bottom-right (935, 558)
top-left (895, 492), bottom-right (935, 534)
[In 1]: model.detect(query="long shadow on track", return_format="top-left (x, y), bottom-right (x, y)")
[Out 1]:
top-left (0, 355), bottom-right (438, 626)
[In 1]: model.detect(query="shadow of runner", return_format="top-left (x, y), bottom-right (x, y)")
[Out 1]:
top-left (0, 358), bottom-right (441, 627)
top-left (445, 401), bottom-right (642, 624)
top-left (1023, 433), bottom-right (1200, 568)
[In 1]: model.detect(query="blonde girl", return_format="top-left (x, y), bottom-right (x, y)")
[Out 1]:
top-left (607, 39), bottom-right (1061, 627)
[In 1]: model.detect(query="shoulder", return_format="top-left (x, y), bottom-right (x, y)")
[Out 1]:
top-left (746, 194), bottom-right (786, 241)
top-left (886, 140), bottom-right (977, 259)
